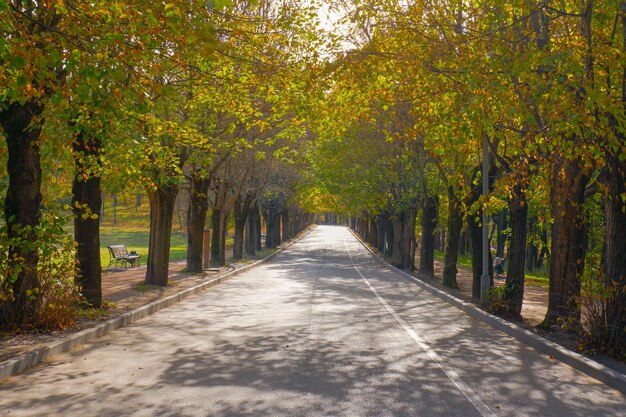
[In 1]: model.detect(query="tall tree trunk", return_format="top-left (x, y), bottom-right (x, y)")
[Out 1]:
top-left (233, 216), bottom-right (247, 261)
top-left (186, 174), bottom-right (210, 272)
top-left (390, 216), bottom-right (403, 266)
top-left (503, 184), bottom-right (529, 318)
top-left (468, 209), bottom-right (484, 300)
top-left (0, 101), bottom-right (44, 326)
top-left (72, 131), bottom-right (103, 307)
top-left (210, 208), bottom-right (227, 267)
top-left (603, 150), bottom-right (626, 353)
top-left (383, 212), bottom-right (394, 256)
top-left (419, 195), bottom-right (438, 277)
top-left (369, 217), bottom-right (379, 248)
top-left (264, 208), bottom-right (281, 248)
top-left (210, 209), bottom-right (219, 267)
top-left (271, 211), bottom-right (281, 247)
top-left (245, 204), bottom-right (260, 256)
top-left (401, 207), bottom-right (417, 271)
top-left (234, 192), bottom-right (255, 260)
top-left (540, 158), bottom-right (590, 328)
top-left (256, 208), bottom-right (263, 251)
top-left (146, 185), bottom-right (178, 286)
top-left (281, 210), bottom-right (291, 242)
top-left (602, 3), bottom-right (626, 353)
top-left (377, 214), bottom-right (386, 253)
top-left (466, 169), bottom-right (484, 299)
top-left (443, 188), bottom-right (463, 289)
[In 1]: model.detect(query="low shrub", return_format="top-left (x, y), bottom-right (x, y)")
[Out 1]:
top-left (0, 211), bottom-right (81, 331)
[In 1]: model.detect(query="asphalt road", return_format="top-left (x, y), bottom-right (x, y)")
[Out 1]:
top-left (1, 226), bottom-right (624, 416)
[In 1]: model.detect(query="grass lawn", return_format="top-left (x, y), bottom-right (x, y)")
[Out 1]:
top-left (99, 227), bottom-right (188, 268)
top-left (435, 250), bottom-right (472, 269)
top-left (68, 203), bottom-right (188, 268)
top-left (70, 201), bottom-right (242, 269)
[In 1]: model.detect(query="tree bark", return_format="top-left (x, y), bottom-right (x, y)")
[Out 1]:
top-left (281, 210), bottom-right (291, 242)
top-left (540, 158), bottom-right (590, 328)
top-left (255, 208), bottom-right (263, 251)
top-left (233, 192), bottom-right (255, 260)
top-left (0, 101), bottom-right (44, 326)
top-left (376, 214), bottom-right (386, 253)
top-left (369, 217), bottom-right (379, 249)
top-left (264, 208), bottom-right (281, 248)
top-left (599, 0), bottom-right (626, 355)
top-left (383, 212), bottom-right (394, 256)
top-left (401, 207), bottom-right (417, 271)
top-left (210, 208), bottom-right (228, 267)
top-left (71, 131), bottom-right (103, 307)
top-left (233, 216), bottom-right (247, 261)
top-left (186, 174), bottom-right (210, 273)
top-left (468, 208), bottom-right (484, 300)
top-left (503, 184), bottom-right (529, 318)
top-left (603, 150), bottom-right (626, 353)
top-left (443, 188), bottom-right (463, 289)
top-left (419, 195), bottom-right (438, 277)
top-left (245, 203), bottom-right (260, 256)
top-left (146, 185), bottom-right (178, 286)
top-left (390, 216), bottom-right (403, 266)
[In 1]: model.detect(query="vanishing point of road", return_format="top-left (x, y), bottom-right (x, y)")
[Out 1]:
top-left (1, 226), bottom-right (624, 416)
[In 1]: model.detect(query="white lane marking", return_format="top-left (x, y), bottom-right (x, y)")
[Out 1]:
top-left (344, 239), bottom-right (498, 417)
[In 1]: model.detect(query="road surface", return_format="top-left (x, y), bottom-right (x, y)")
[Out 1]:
top-left (1, 226), bottom-right (624, 416)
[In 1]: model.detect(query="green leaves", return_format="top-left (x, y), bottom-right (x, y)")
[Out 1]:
top-left (10, 55), bottom-right (25, 69)
top-left (205, 0), bottom-right (233, 10)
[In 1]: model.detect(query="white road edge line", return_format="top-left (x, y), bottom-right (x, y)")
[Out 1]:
top-left (344, 239), bottom-right (498, 417)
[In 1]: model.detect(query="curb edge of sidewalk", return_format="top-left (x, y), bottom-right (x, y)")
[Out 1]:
top-left (348, 228), bottom-right (626, 394)
top-left (0, 226), bottom-right (315, 382)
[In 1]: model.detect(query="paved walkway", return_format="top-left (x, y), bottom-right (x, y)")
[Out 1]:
top-left (411, 251), bottom-right (626, 375)
top-left (1, 230), bottom-right (623, 385)
top-left (0, 255), bottom-right (237, 363)
top-left (1, 226), bottom-right (623, 416)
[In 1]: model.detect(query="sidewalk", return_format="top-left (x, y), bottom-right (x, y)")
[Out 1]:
top-left (413, 252), bottom-right (626, 376)
top-left (0, 252), bottom-right (241, 364)
top-left (0, 224), bottom-right (316, 382)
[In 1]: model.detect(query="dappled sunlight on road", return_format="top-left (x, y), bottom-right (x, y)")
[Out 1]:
top-left (0, 226), bottom-right (623, 417)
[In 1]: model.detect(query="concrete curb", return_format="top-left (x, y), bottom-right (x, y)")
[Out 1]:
top-left (0, 226), bottom-right (315, 382)
top-left (348, 228), bottom-right (626, 394)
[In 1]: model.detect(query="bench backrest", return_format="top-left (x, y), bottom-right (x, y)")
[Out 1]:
top-left (108, 245), bottom-right (129, 258)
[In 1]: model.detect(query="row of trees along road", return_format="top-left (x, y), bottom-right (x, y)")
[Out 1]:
top-left (300, 1), bottom-right (626, 359)
top-left (2, 0), bottom-right (624, 360)
top-left (0, 1), bottom-right (321, 329)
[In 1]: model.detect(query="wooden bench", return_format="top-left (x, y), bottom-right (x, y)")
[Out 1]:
top-left (107, 245), bottom-right (141, 270)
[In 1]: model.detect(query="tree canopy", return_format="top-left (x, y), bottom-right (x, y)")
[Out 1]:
top-left (1, 0), bottom-right (625, 359)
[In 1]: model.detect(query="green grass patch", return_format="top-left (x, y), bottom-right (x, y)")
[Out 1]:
top-left (525, 269), bottom-right (550, 288)
top-left (74, 299), bottom-right (117, 320)
top-left (66, 203), bottom-right (189, 268)
top-left (434, 249), bottom-right (550, 288)
top-left (75, 307), bottom-right (110, 320)
top-left (99, 228), bottom-right (188, 267)
top-left (133, 283), bottom-right (168, 293)
top-left (435, 250), bottom-right (472, 269)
